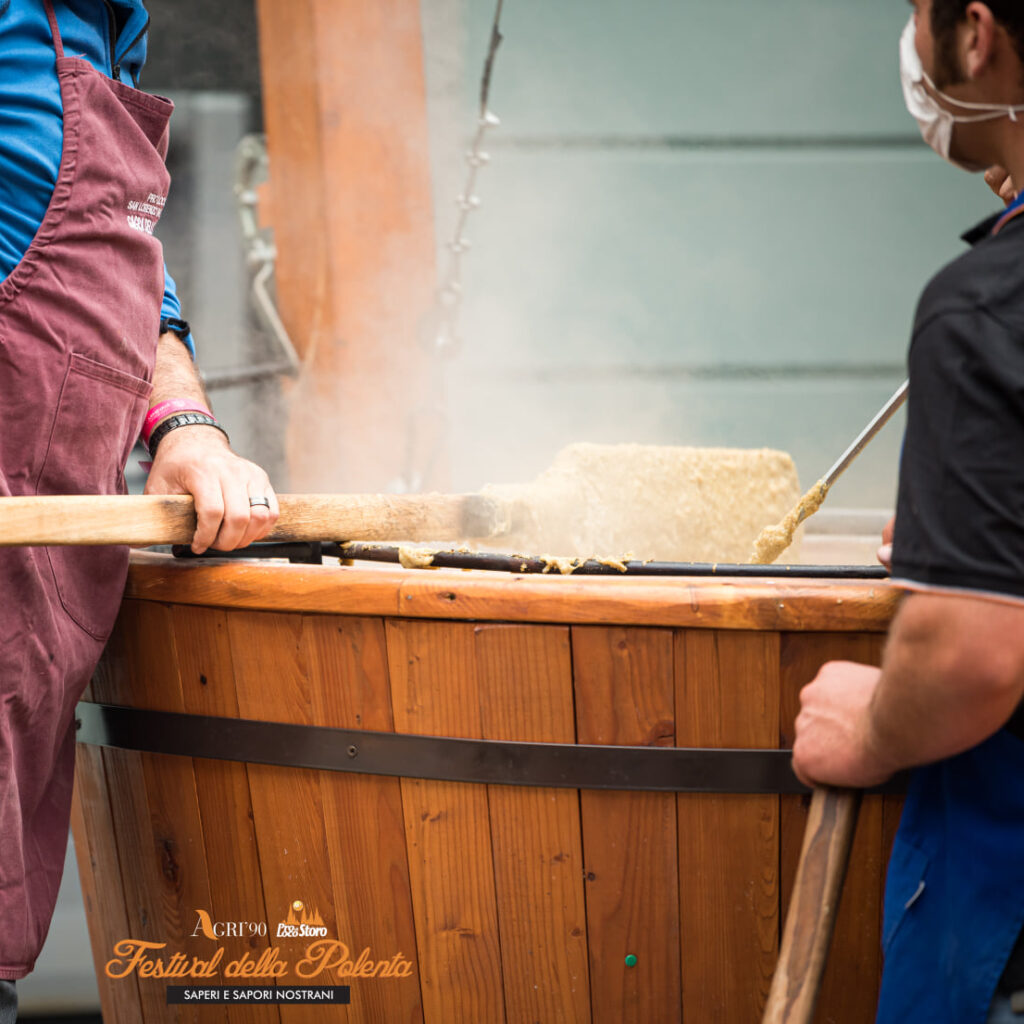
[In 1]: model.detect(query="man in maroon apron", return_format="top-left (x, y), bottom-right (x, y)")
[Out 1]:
top-left (0, 1), bottom-right (279, 1012)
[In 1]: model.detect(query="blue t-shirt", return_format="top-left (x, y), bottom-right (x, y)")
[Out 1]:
top-left (0, 0), bottom-right (193, 353)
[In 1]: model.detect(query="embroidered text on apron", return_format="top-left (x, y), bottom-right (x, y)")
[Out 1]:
top-left (0, 0), bottom-right (171, 977)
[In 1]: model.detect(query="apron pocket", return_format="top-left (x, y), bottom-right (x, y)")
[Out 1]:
top-left (882, 836), bottom-right (931, 955)
top-left (36, 352), bottom-right (150, 639)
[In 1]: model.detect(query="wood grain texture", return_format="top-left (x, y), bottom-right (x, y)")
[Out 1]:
top-left (396, 574), bottom-right (896, 633)
top-left (125, 553), bottom-right (403, 617)
top-left (124, 552), bottom-right (900, 633)
top-left (779, 632), bottom-right (887, 1024)
top-left (77, 557), bottom-right (905, 1023)
top-left (100, 747), bottom-right (187, 1023)
top-left (675, 631), bottom-right (780, 1022)
top-left (305, 615), bottom-right (423, 1024)
top-left (75, 608), bottom-right (141, 1020)
top-left (764, 788), bottom-right (861, 1024)
top-left (172, 604), bottom-right (280, 1024)
top-left (573, 626), bottom-right (682, 1024)
top-left (91, 600), bottom-right (219, 1023)
top-left (255, 0), bottom-right (438, 492)
top-left (475, 624), bottom-right (591, 1023)
top-left (71, 743), bottom-right (142, 1022)
top-left (0, 493), bottom-right (504, 545)
top-left (386, 620), bottom-right (505, 1024)
top-left (226, 611), bottom-right (342, 1024)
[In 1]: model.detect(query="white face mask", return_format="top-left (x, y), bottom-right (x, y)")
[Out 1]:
top-left (899, 16), bottom-right (1024, 173)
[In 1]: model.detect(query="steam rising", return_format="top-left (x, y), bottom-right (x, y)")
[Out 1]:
top-left (480, 442), bottom-right (803, 564)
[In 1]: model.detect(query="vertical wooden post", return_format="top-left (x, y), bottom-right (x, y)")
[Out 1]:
top-left (255, 0), bottom-right (438, 492)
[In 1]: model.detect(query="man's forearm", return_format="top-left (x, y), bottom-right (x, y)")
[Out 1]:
top-left (865, 593), bottom-right (1024, 774)
top-left (150, 331), bottom-right (210, 410)
top-left (143, 332), bottom-right (277, 552)
top-left (146, 331), bottom-right (228, 452)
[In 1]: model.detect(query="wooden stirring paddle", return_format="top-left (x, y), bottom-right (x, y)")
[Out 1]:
top-left (762, 786), bottom-right (862, 1024)
top-left (0, 492), bottom-right (508, 547)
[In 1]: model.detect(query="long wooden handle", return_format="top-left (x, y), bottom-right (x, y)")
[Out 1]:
top-left (762, 786), bottom-right (862, 1024)
top-left (0, 493), bottom-right (508, 546)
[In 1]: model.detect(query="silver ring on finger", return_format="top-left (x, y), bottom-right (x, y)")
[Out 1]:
top-left (249, 496), bottom-right (271, 509)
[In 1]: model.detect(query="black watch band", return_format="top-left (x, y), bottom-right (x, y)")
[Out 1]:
top-left (159, 317), bottom-right (192, 342)
top-left (147, 411), bottom-right (229, 456)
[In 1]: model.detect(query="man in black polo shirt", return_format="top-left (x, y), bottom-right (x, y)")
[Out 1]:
top-left (792, 2), bottom-right (1024, 1021)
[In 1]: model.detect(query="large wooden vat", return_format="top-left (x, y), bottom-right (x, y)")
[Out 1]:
top-left (72, 552), bottom-right (901, 1023)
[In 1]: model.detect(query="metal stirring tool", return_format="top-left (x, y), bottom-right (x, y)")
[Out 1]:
top-left (750, 380), bottom-right (908, 564)
top-left (822, 379), bottom-right (908, 493)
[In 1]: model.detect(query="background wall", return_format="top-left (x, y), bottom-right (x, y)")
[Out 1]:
top-left (435, 0), bottom-right (998, 507)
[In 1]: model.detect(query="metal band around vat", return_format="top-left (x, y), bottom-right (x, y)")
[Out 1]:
top-left (75, 702), bottom-right (903, 794)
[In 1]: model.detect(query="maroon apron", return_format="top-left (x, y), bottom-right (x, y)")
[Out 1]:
top-left (0, 0), bottom-right (171, 978)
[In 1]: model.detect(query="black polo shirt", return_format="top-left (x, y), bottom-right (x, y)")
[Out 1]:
top-left (891, 203), bottom-right (1024, 739)
top-left (891, 202), bottom-right (1024, 996)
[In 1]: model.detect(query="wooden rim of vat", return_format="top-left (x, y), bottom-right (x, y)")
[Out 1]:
top-left (126, 551), bottom-right (900, 632)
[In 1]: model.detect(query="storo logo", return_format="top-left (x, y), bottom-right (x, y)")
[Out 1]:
top-left (276, 900), bottom-right (328, 939)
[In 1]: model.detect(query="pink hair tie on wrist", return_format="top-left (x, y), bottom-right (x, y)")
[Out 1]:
top-left (142, 398), bottom-right (211, 447)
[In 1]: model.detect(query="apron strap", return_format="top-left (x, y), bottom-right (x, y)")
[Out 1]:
top-left (42, 0), bottom-right (66, 60)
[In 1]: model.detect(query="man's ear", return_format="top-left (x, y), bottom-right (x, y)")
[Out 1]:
top-left (963, 2), bottom-right (999, 79)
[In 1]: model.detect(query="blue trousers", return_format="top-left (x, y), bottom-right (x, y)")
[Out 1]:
top-left (877, 730), bottom-right (1024, 1023)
